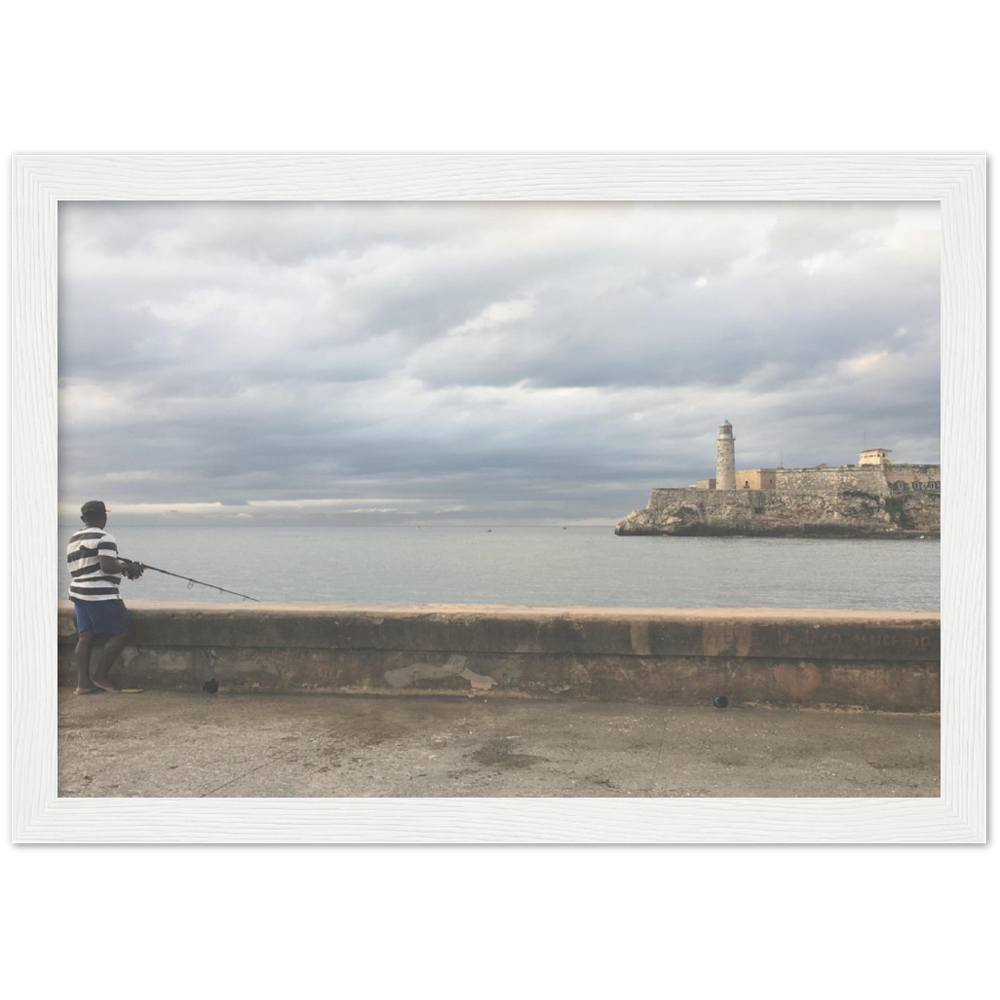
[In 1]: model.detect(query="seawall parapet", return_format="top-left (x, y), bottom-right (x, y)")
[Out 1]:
top-left (58, 600), bottom-right (940, 712)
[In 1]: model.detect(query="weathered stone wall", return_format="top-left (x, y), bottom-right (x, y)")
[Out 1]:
top-left (721, 464), bottom-right (941, 496)
top-left (773, 466), bottom-right (892, 496)
top-left (887, 464), bottom-right (942, 493)
top-left (57, 601), bottom-right (940, 711)
top-left (616, 485), bottom-right (939, 537)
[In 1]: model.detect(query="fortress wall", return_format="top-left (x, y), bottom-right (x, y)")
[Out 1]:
top-left (57, 601), bottom-right (940, 711)
top-left (773, 466), bottom-right (891, 496)
top-left (649, 487), bottom-right (724, 507)
top-left (698, 465), bottom-right (941, 497)
top-left (887, 465), bottom-right (941, 492)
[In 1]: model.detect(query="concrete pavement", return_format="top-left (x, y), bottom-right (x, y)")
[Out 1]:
top-left (57, 690), bottom-right (939, 798)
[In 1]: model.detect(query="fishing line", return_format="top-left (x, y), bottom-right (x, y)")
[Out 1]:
top-left (120, 559), bottom-right (260, 602)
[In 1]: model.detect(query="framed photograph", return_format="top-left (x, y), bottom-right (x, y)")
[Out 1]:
top-left (12, 154), bottom-right (986, 844)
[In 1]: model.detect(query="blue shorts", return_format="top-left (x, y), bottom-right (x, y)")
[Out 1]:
top-left (72, 598), bottom-right (133, 635)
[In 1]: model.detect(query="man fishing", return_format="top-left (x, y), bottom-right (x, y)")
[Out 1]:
top-left (66, 500), bottom-right (145, 693)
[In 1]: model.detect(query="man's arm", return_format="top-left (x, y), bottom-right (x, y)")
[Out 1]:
top-left (98, 555), bottom-right (145, 580)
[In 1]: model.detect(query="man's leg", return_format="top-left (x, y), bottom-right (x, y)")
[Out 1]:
top-left (91, 632), bottom-right (131, 692)
top-left (73, 630), bottom-right (101, 694)
top-left (87, 601), bottom-right (135, 692)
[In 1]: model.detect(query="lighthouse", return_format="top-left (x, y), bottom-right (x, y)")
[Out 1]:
top-left (716, 420), bottom-right (736, 490)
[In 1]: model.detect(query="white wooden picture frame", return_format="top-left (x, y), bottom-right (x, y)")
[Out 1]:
top-left (11, 154), bottom-right (986, 843)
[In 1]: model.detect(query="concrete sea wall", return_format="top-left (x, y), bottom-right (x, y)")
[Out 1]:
top-left (58, 600), bottom-right (940, 712)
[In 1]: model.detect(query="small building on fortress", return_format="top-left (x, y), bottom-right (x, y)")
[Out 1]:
top-left (615, 421), bottom-right (940, 538)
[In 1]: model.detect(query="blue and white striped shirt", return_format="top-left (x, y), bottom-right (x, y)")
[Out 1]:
top-left (67, 527), bottom-right (122, 601)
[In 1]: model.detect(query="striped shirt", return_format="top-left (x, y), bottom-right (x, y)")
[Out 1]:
top-left (67, 527), bottom-right (122, 601)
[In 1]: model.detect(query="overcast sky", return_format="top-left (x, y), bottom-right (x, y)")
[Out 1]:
top-left (57, 200), bottom-right (940, 526)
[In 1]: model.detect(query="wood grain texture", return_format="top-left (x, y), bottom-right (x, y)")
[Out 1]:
top-left (12, 154), bottom-right (986, 843)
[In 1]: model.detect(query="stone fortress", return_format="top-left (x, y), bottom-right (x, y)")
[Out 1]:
top-left (615, 421), bottom-right (940, 538)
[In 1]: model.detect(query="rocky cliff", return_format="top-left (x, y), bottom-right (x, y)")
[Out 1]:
top-left (615, 487), bottom-right (940, 538)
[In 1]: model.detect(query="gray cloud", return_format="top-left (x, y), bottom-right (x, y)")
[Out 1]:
top-left (57, 200), bottom-right (940, 525)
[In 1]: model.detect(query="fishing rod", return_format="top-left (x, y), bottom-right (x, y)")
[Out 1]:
top-left (120, 558), bottom-right (261, 602)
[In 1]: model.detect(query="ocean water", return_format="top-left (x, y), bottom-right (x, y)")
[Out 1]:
top-left (59, 525), bottom-right (941, 611)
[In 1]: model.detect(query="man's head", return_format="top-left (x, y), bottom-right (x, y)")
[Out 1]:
top-left (80, 500), bottom-right (108, 526)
